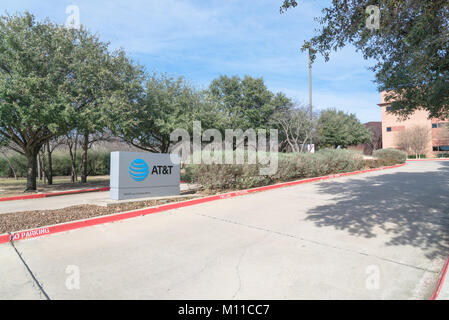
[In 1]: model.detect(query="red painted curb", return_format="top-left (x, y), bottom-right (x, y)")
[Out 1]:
top-left (0, 163), bottom-right (406, 245)
top-left (0, 180), bottom-right (189, 202)
top-left (0, 233), bottom-right (10, 244)
top-left (0, 187), bottom-right (110, 202)
top-left (430, 255), bottom-right (449, 300)
top-left (0, 194), bottom-right (46, 201)
top-left (45, 187), bottom-right (110, 197)
top-left (407, 158), bottom-right (449, 162)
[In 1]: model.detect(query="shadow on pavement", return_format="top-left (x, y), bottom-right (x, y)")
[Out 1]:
top-left (306, 162), bottom-right (449, 259)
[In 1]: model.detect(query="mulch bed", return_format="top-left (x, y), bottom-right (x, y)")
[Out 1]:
top-left (0, 164), bottom-right (396, 235)
top-left (0, 196), bottom-right (199, 234)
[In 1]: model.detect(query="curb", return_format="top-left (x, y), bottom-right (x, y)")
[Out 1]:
top-left (0, 163), bottom-right (406, 245)
top-left (430, 255), bottom-right (449, 300)
top-left (0, 187), bottom-right (110, 202)
top-left (0, 181), bottom-right (190, 202)
top-left (407, 158), bottom-right (449, 162)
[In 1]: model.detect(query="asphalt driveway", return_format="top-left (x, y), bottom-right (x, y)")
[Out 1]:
top-left (1, 161), bottom-right (448, 299)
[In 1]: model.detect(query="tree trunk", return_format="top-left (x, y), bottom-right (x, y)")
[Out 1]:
top-left (39, 149), bottom-right (47, 183)
top-left (68, 142), bottom-right (77, 183)
top-left (25, 150), bottom-right (38, 191)
top-left (37, 153), bottom-right (42, 181)
top-left (81, 133), bottom-right (89, 183)
top-left (73, 133), bottom-right (79, 182)
top-left (46, 140), bottom-right (53, 185)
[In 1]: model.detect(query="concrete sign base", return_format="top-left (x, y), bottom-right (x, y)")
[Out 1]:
top-left (110, 152), bottom-right (180, 200)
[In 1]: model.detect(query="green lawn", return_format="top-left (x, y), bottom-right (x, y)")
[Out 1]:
top-left (0, 175), bottom-right (110, 196)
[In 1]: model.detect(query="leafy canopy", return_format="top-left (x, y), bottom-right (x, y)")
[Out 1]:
top-left (116, 73), bottom-right (223, 153)
top-left (63, 27), bottom-right (144, 137)
top-left (317, 109), bottom-right (372, 148)
top-left (208, 75), bottom-right (292, 131)
top-left (0, 12), bottom-right (76, 155)
top-left (281, 1), bottom-right (449, 119)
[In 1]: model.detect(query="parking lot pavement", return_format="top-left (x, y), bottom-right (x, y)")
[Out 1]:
top-left (1, 161), bottom-right (448, 299)
top-left (0, 244), bottom-right (44, 300)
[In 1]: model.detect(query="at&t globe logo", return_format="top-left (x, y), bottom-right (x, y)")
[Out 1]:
top-left (128, 159), bottom-right (149, 182)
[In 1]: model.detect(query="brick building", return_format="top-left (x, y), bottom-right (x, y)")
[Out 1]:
top-left (349, 121), bottom-right (382, 155)
top-left (379, 92), bottom-right (449, 157)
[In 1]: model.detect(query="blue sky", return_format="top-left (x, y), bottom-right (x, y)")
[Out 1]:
top-left (4, 0), bottom-right (382, 122)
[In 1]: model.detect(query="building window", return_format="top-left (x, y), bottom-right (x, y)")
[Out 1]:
top-left (386, 107), bottom-right (392, 111)
top-left (438, 123), bottom-right (447, 128)
top-left (432, 123), bottom-right (437, 128)
top-left (386, 127), bottom-right (392, 132)
top-left (433, 146), bottom-right (439, 151)
top-left (439, 146), bottom-right (449, 151)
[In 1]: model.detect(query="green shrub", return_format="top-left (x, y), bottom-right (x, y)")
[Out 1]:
top-left (0, 154), bottom-right (28, 177)
top-left (373, 149), bottom-right (407, 165)
top-left (52, 152), bottom-right (76, 176)
top-left (86, 151), bottom-right (110, 176)
top-left (407, 154), bottom-right (427, 159)
top-left (187, 163), bottom-right (271, 190)
top-left (0, 150), bottom-right (110, 178)
top-left (186, 149), bottom-right (364, 191)
top-left (363, 159), bottom-right (381, 168)
top-left (313, 149), bottom-right (364, 174)
top-left (437, 153), bottom-right (449, 158)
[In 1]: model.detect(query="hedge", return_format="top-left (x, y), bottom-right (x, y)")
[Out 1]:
top-left (184, 149), bottom-right (365, 191)
top-left (0, 151), bottom-right (110, 178)
top-left (407, 154), bottom-right (426, 159)
top-left (372, 149), bottom-right (407, 166)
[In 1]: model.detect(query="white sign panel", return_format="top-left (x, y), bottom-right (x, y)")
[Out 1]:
top-left (110, 152), bottom-right (180, 200)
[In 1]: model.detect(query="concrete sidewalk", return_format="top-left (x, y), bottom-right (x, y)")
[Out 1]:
top-left (0, 183), bottom-right (199, 214)
top-left (1, 161), bottom-right (448, 299)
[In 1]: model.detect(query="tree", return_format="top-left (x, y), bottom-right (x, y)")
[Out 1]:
top-left (395, 129), bottom-right (412, 155)
top-left (0, 138), bottom-right (18, 180)
top-left (280, 1), bottom-right (449, 119)
top-left (116, 73), bottom-right (224, 153)
top-left (0, 13), bottom-right (76, 191)
top-left (63, 27), bottom-right (144, 183)
top-left (64, 130), bottom-right (80, 182)
top-left (0, 13), bottom-right (142, 188)
top-left (39, 137), bottom-right (64, 185)
top-left (0, 148), bottom-right (17, 180)
top-left (270, 104), bottom-right (317, 152)
top-left (360, 122), bottom-right (383, 155)
top-left (395, 125), bottom-right (430, 158)
top-left (208, 75), bottom-right (292, 131)
top-left (316, 109), bottom-right (372, 148)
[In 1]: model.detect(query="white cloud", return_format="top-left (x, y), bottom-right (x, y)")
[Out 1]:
top-left (4, 0), bottom-right (382, 123)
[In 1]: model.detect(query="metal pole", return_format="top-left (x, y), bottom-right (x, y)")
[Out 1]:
top-left (309, 47), bottom-right (313, 148)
